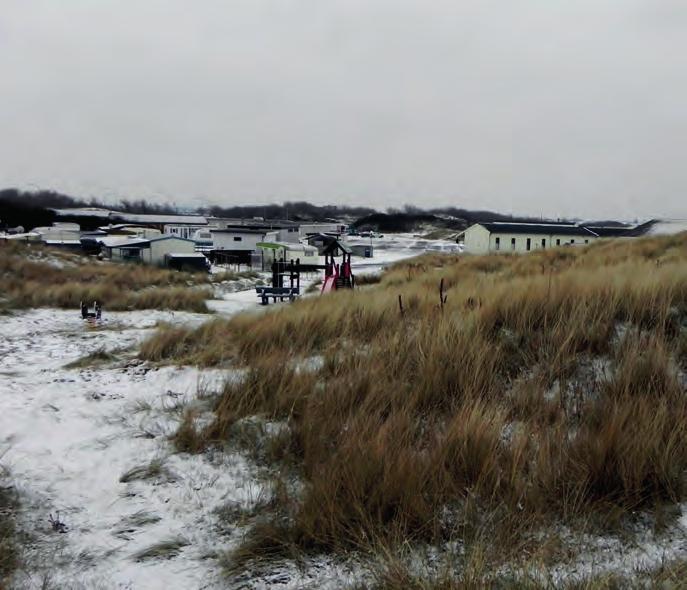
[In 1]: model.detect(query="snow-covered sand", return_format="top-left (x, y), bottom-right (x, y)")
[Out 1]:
top-left (648, 219), bottom-right (687, 236)
top-left (1, 306), bottom-right (264, 589)
top-left (348, 233), bottom-right (462, 275)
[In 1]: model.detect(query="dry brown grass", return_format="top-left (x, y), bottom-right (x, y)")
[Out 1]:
top-left (355, 560), bottom-right (656, 590)
top-left (143, 233), bottom-right (687, 576)
top-left (0, 242), bottom-right (213, 312)
top-left (0, 484), bottom-right (19, 586)
top-left (141, 233), bottom-right (687, 366)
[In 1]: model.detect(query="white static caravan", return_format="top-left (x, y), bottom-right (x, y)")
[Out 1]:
top-left (104, 235), bottom-right (196, 266)
top-left (32, 222), bottom-right (82, 247)
top-left (266, 226), bottom-right (300, 244)
top-left (257, 241), bottom-right (318, 266)
top-left (210, 219), bottom-right (301, 244)
top-left (299, 223), bottom-right (347, 238)
top-left (97, 224), bottom-right (163, 239)
top-left (191, 228), bottom-right (214, 251)
top-left (210, 228), bottom-right (267, 252)
top-left (164, 224), bottom-right (209, 240)
top-left (460, 222), bottom-right (603, 255)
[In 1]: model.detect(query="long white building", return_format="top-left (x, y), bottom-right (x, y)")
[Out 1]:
top-left (459, 222), bottom-right (638, 254)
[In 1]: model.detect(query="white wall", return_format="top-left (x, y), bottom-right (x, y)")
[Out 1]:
top-left (276, 227), bottom-right (301, 243)
top-left (260, 245), bottom-right (318, 265)
top-left (299, 223), bottom-right (345, 237)
top-left (489, 233), bottom-right (595, 253)
top-left (33, 226), bottom-right (82, 242)
top-left (128, 228), bottom-right (162, 239)
top-left (462, 224), bottom-right (491, 254)
top-left (122, 238), bottom-right (194, 265)
top-left (211, 231), bottom-right (265, 251)
top-left (164, 224), bottom-right (207, 240)
top-left (463, 224), bottom-right (597, 254)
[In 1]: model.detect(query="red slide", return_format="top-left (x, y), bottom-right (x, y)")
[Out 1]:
top-left (321, 274), bottom-right (336, 294)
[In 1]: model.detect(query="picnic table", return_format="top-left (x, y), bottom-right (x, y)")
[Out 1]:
top-left (255, 286), bottom-right (300, 305)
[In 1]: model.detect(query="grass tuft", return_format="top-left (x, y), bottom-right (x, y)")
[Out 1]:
top-left (64, 347), bottom-right (119, 369)
top-left (132, 538), bottom-right (189, 562)
top-left (119, 458), bottom-right (175, 483)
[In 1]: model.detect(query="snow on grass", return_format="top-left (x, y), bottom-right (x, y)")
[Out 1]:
top-left (206, 287), bottom-right (265, 315)
top-left (0, 306), bottom-right (265, 589)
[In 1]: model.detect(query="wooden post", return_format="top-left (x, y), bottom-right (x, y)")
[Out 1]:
top-left (271, 260), bottom-right (278, 289)
top-left (439, 278), bottom-right (447, 312)
top-left (296, 258), bottom-right (301, 291)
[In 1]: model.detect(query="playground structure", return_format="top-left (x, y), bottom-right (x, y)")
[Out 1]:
top-left (320, 249), bottom-right (354, 293)
top-left (255, 238), bottom-right (355, 305)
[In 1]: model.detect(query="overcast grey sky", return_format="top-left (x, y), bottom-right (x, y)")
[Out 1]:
top-left (1, 0), bottom-right (686, 219)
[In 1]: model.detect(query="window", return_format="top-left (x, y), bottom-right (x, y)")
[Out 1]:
top-left (121, 248), bottom-right (141, 260)
top-left (511, 238), bottom-right (516, 251)
top-left (495, 237), bottom-right (500, 251)
top-left (541, 239), bottom-right (546, 248)
top-left (556, 239), bottom-right (561, 246)
top-left (233, 236), bottom-right (243, 242)
top-left (526, 238), bottom-right (531, 251)
top-left (585, 239), bottom-right (589, 244)
top-left (571, 239), bottom-right (575, 244)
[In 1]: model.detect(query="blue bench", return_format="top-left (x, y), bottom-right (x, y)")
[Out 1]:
top-left (255, 286), bottom-right (300, 305)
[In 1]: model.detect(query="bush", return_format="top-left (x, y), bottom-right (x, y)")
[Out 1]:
top-left (0, 243), bottom-right (213, 312)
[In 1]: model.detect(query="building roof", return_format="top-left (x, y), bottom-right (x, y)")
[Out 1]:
top-left (211, 228), bottom-right (267, 235)
top-left (52, 208), bottom-right (207, 225)
top-left (100, 235), bottom-right (196, 248)
top-left (310, 233), bottom-right (353, 255)
top-left (52, 207), bottom-right (114, 218)
top-left (0, 232), bottom-right (41, 240)
top-left (257, 241), bottom-right (317, 251)
top-left (102, 237), bottom-right (150, 248)
top-left (165, 252), bottom-right (208, 259)
top-left (582, 226), bottom-right (634, 238)
top-left (256, 242), bottom-right (284, 250)
top-left (476, 222), bottom-right (600, 237)
top-left (117, 213), bottom-right (208, 225)
top-left (211, 218), bottom-right (299, 230)
top-left (97, 223), bottom-right (149, 232)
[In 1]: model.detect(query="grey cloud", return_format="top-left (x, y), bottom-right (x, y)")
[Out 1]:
top-left (0, 0), bottom-right (686, 219)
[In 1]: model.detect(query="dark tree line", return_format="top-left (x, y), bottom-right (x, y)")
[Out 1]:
top-left (0, 190), bottom-right (379, 230)
top-left (1, 187), bottom-right (581, 235)
top-left (0, 189), bottom-right (78, 230)
top-left (352, 205), bottom-right (557, 233)
top-left (202, 201), bottom-right (376, 222)
top-left (0, 189), bottom-right (178, 230)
